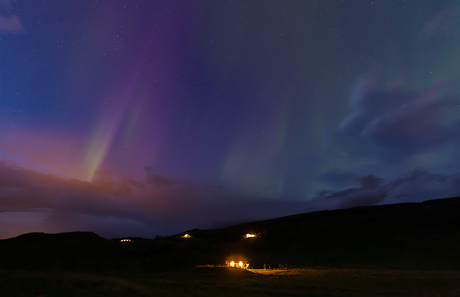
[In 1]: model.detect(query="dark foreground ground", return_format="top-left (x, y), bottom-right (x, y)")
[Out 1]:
top-left (2, 267), bottom-right (460, 297)
top-left (2, 197), bottom-right (460, 296)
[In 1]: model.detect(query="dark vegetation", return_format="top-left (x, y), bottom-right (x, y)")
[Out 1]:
top-left (1, 196), bottom-right (460, 295)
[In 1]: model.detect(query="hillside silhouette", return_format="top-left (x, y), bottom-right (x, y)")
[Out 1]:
top-left (1, 196), bottom-right (460, 272)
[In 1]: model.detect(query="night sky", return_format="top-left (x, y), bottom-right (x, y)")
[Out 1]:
top-left (1, 0), bottom-right (460, 239)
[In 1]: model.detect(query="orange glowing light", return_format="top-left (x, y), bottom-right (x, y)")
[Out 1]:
top-left (119, 239), bottom-right (132, 242)
top-left (226, 260), bottom-right (249, 269)
top-left (245, 233), bottom-right (256, 238)
top-left (181, 234), bottom-right (192, 238)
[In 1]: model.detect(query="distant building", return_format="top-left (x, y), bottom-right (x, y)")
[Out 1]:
top-left (243, 233), bottom-right (257, 239)
top-left (226, 260), bottom-right (249, 269)
top-left (119, 239), bottom-right (132, 242)
top-left (181, 233), bottom-right (192, 238)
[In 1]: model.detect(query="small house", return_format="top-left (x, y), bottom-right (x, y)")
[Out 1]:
top-left (243, 233), bottom-right (257, 239)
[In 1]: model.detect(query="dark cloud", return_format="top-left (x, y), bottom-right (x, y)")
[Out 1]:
top-left (144, 166), bottom-right (186, 188)
top-left (319, 174), bottom-right (389, 209)
top-left (321, 70), bottom-right (460, 213)
top-left (317, 170), bottom-right (460, 209)
top-left (2, 158), bottom-right (458, 239)
top-left (146, 174), bottom-right (176, 187)
top-left (318, 171), bottom-right (358, 189)
top-left (357, 175), bottom-right (385, 188)
top-left (0, 161), bottom-right (315, 239)
top-left (387, 169), bottom-right (460, 201)
top-left (326, 74), bottom-right (460, 161)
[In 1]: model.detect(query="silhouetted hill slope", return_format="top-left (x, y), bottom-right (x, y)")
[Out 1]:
top-left (1, 197), bottom-right (460, 272)
top-left (0, 232), bottom-right (112, 271)
top-left (0, 231), bottom-right (219, 272)
top-left (170, 196), bottom-right (460, 270)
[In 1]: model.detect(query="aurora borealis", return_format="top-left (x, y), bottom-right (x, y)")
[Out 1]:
top-left (1, 0), bottom-right (460, 238)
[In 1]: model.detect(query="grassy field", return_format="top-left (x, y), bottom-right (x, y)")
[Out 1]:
top-left (2, 267), bottom-right (460, 297)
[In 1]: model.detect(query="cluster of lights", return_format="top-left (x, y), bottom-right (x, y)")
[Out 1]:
top-left (119, 239), bottom-right (132, 242)
top-left (244, 233), bottom-right (256, 238)
top-left (227, 260), bottom-right (249, 269)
